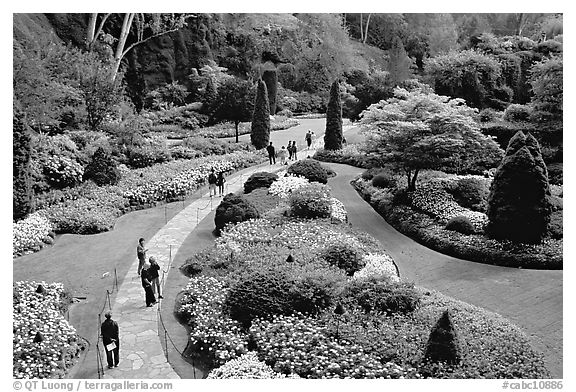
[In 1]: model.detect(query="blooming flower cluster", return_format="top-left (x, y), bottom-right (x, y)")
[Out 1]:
top-left (13, 281), bottom-right (81, 379)
top-left (330, 198), bottom-right (347, 222)
top-left (353, 253), bottom-right (399, 281)
top-left (179, 276), bottom-right (247, 366)
top-left (411, 182), bottom-right (488, 232)
top-left (249, 313), bottom-right (420, 379)
top-left (13, 212), bottom-right (53, 257)
top-left (268, 174), bottom-right (310, 199)
top-left (207, 352), bottom-right (299, 379)
top-left (43, 156), bottom-right (84, 188)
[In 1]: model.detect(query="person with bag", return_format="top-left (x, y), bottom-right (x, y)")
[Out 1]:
top-left (101, 312), bottom-right (119, 369)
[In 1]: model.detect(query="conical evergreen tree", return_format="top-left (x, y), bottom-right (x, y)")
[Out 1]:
top-left (251, 79), bottom-right (271, 149)
top-left (85, 147), bottom-right (121, 186)
top-left (324, 79), bottom-right (343, 150)
top-left (13, 105), bottom-right (33, 221)
top-left (424, 309), bottom-right (461, 364)
top-left (262, 69), bottom-right (278, 115)
top-left (202, 77), bottom-right (217, 114)
top-left (388, 36), bottom-right (412, 86)
top-left (486, 132), bottom-right (552, 243)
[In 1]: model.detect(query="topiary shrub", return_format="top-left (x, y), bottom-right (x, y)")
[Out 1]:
top-left (289, 268), bottom-right (343, 315)
top-left (320, 242), bottom-right (365, 276)
top-left (288, 183), bottom-right (331, 219)
top-left (287, 160), bottom-right (328, 184)
top-left (84, 147), bottom-right (121, 186)
top-left (324, 79), bottom-right (343, 150)
top-left (372, 171), bottom-right (397, 189)
top-left (244, 172), bottom-right (279, 194)
top-left (341, 276), bottom-right (421, 315)
top-left (225, 267), bottom-right (293, 327)
top-left (424, 309), bottom-right (461, 365)
top-left (361, 167), bottom-right (386, 181)
top-left (445, 216), bottom-right (476, 235)
top-left (448, 177), bottom-right (489, 212)
top-left (214, 194), bottom-right (260, 235)
top-left (250, 79), bottom-right (270, 149)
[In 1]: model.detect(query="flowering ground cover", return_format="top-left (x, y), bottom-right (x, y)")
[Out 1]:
top-left (353, 176), bottom-right (562, 269)
top-left (13, 281), bottom-right (84, 379)
top-left (177, 168), bottom-right (548, 379)
top-left (193, 116), bottom-right (299, 138)
top-left (14, 150), bottom-right (265, 256)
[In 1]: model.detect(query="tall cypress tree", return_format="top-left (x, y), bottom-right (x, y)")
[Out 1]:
top-left (202, 77), bottom-right (217, 114)
top-left (251, 79), bottom-right (270, 149)
top-left (324, 79), bottom-right (343, 150)
top-left (262, 69), bottom-right (278, 115)
top-left (424, 309), bottom-right (461, 364)
top-left (486, 131), bottom-right (552, 243)
top-left (13, 105), bottom-right (33, 221)
top-left (388, 36), bottom-right (412, 87)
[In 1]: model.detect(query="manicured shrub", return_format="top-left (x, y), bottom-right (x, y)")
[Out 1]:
top-left (214, 194), bottom-right (260, 234)
top-left (243, 188), bottom-right (281, 215)
top-left (487, 131), bottom-right (552, 243)
top-left (320, 242), bottom-right (365, 276)
top-left (449, 177), bottom-right (489, 212)
top-left (289, 183), bottom-right (331, 219)
top-left (424, 309), bottom-right (461, 365)
top-left (287, 160), bottom-right (328, 184)
top-left (324, 79), bottom-right (343, 150)
top-left (342, 276), bottom-right (421, 315)
top-left (289, 268), bottom-right (344, 315)
top-left (84, 147), bottom-right (120, 186)
top-left (13, 106), bottom-right (33, 221)
top-left (244, 171), bottom-right (279, 194)
top-left (445, 216), bottom-right (476, 235)
top-left (225, 267), bottom-right (293, 327)
top-left (250, 79), bottom-right (270, 149)
top-left (372, 171), bottom-right (397, 189)
top-left (503, 104), bottom-right (532, 122)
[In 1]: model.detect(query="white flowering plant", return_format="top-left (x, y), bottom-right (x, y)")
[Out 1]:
top-left (207, 352), bottom-right (299, 379)
top-left (13, 212), bottom-right (53, 257)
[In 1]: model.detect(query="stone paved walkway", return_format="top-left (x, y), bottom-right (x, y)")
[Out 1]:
top-left (101, 134), bottom-right (328, 379)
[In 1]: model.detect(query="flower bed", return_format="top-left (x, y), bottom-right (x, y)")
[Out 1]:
top-left (353, 178), bottom-right (562, 269)
top-left (313, 146), bottom-right (383, 169)
top-left (207, 352), bottom-right (298, 379)
top-left (13, 281), bottom-right (83, 378)
top-left (195, 116), bottom-right (299, 138)
top-left (13, 212), bottom-right (54, 257)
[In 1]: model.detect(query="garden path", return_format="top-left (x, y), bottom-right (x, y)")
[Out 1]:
top-left (324, 162), bottom-right (563, 378)
top-left (100, 128), bottom-right (328, 379)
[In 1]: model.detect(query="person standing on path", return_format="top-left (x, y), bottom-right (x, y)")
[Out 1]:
top-left (208, 168), bottom-right (217, 198)
top-left (148, 256), bottom-right (162, 299)
top-left (136, 238), bottom-right (148, 276)
top-left (278, 146), bottom-right (288, 165)
top-left (101, 312), bottom-right (119, 369)
top-left (217, 171), bottom-right (226, 196)
top-left (287, 141), bottom-right (293, 160)
top-left (266, 142), bottom-right (276, 165)
top-left (291, 141), bottom-right (298, 160)
top-left (305, 130), bottom-right (313, 149)
top-left (141, 264), bottom-right (157, 307)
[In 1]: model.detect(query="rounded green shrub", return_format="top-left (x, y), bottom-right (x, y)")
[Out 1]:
top-left (287, 160), bottom-right (328, 184)
top-left (289, 268), bottom-right (344, 315)
top-left (449, 177), bottom-right (489, 212)
top-left (214, 194), bottom-right (260, 234)
top-left (320, 243), bottom-right (365, 276)
top-left (372, 171), bottom-right (397, 189)
top-left (503, 104), bottom-right (532, 122)
top-left (341, 276), bottom-right (421, 315)
top-left (361, 167), bottom-right (385, 181)
top-left (244, 172), bottom-right (279, 194)
top-left (288, 183), bottom-right (331, 219)
top-left (445, 216), bottom-right (476, 235)
top-left (84, 147), bottom-right (121, 186)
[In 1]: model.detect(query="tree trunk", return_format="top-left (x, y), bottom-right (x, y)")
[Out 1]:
top-left (360, 13), bottom-right (364, 42)
top-left (363, 14), bottom-right (372, 44)
top-left (111, 13), bottom-right (135, 82)
top-left (87, 13), bottom-right (98, 50)
top-left (410, 169), bottom-right (420, 191)
top-left (235, 121), bottom-right (239, 143)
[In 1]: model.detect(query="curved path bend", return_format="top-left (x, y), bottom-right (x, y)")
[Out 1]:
top-left (324, 162), bottom-right (563, 378)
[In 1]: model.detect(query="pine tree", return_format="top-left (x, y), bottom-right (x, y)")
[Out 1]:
top-left (388, 36), bottom-right (412, 86)
top-left (251, 79), bottom-right (271, 149)
top-left (324, 79), bottom-right (343, 150)
top-left (486, 131), bottom-right (552, 243)
top-left (13, 105), bottom-right (33, 221)
top-left (84, 147), bottom-right (121, 186)
top-left (262, 69), bottom-right (278, 115)
top-left (424, 309), bottom-right (461, 364)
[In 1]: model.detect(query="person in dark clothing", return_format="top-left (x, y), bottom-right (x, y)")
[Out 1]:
top-left (266, 142), bottom-right (276, 164)
top-left (217, 172), bottom-right (226, 196)
top-left (305, 130), bottom-right (313, 149)
top-left (287, 141), bottom-right (293, 160)
top-left (136, 238), bottom-right (148, 276)
top-left (148, 256), bottom-right (162, 299)
top-left (141, 265), bottom-right (157, 307)
top-left (291, 141), bottom-right (298, 160)
top-left (208, 168), bottom-right (217, 197)
top-left (101, 312), bottom-right (119, 369)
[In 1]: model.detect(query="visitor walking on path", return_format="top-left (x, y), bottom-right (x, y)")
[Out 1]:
top-left (290, 141), bottom-right (298, 160)
top-left (287, 141), bottom-right (293, 160)
top-left (208, 168), bottom-right (217, 198)
top-left (101, 312), bottom-right (119, 369)
top-left (141, 264), bottom-right (157, 307)
top-left (305, 130), bottom-right (313, 149)
top-left (136, 238), bottom-right (148, 276)
top-left (267, 142), bottom-right (276, 164)
top-left (148, 256), bottom-right (162, 299)
top-left (217, 171), bottom-right (226, 196)
top-left (278, 146), bottom-right (288, 165)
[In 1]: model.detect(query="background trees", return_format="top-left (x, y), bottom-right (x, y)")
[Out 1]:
top-left (13, 105), bottom-right (34, 221)
top-left (212, 78), bottom-right (255, 142)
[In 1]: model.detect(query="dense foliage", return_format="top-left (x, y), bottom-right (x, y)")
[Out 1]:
top-left (324, 79), bottom-right (343, 150)
top-left (250, 79), bottom-right (271, 149)
top-left (13, 106), bottom-right (34, 221)
top-left (286, 159), bottom-right (328, 184)
top-left (84, 147), bottom-right (121, 186)
top-left (243, 172), bottom-right (279, 194)
top-left (214, 194), bottom-right (260, 235)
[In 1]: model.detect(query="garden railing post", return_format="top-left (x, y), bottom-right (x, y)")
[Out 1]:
top-left (106, 290), bottom-right (111, 311)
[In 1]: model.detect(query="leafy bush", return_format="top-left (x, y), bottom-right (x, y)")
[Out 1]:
top-left (478, 108), bottom-right (502, 123)
top-left (289, 267), bottom-right (344, 315)
top-left (287, 159), bottom-right (328, 184)
top-left (43, 156), bottom-right (84, 188)
top-left (503, 104), bottom-right (532, 122)
top-left (288, 183), bottom-right (331, 219)
top-left (243, 188), bottom-right (281, 215)
top-left (225, 267), bottom-right (294, 327)
top-left (214, 194), bottom-right (260, 234)
top-left (126, 145), bottom-right (171, 168)
top-left (244, 172), bottom-right (279, 194)
top-left (445, 216), bottom-right (476, 235)
top-left (320, 242), bottom-right (365, 276)
top-left (448, 177), bottom-right (489, 212)
top-left (314, 147), bottom-right (381, 169)
top-left (372, 171), bottom-right (397, 189)
top-left (342, 276), bottom-right (421, 315)
top-left (84, 147), bottom-right (120, 186)
top-left (548, 211), bottom-right (562, 239)
top-left (169, 145), bottom-right (203, 160)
